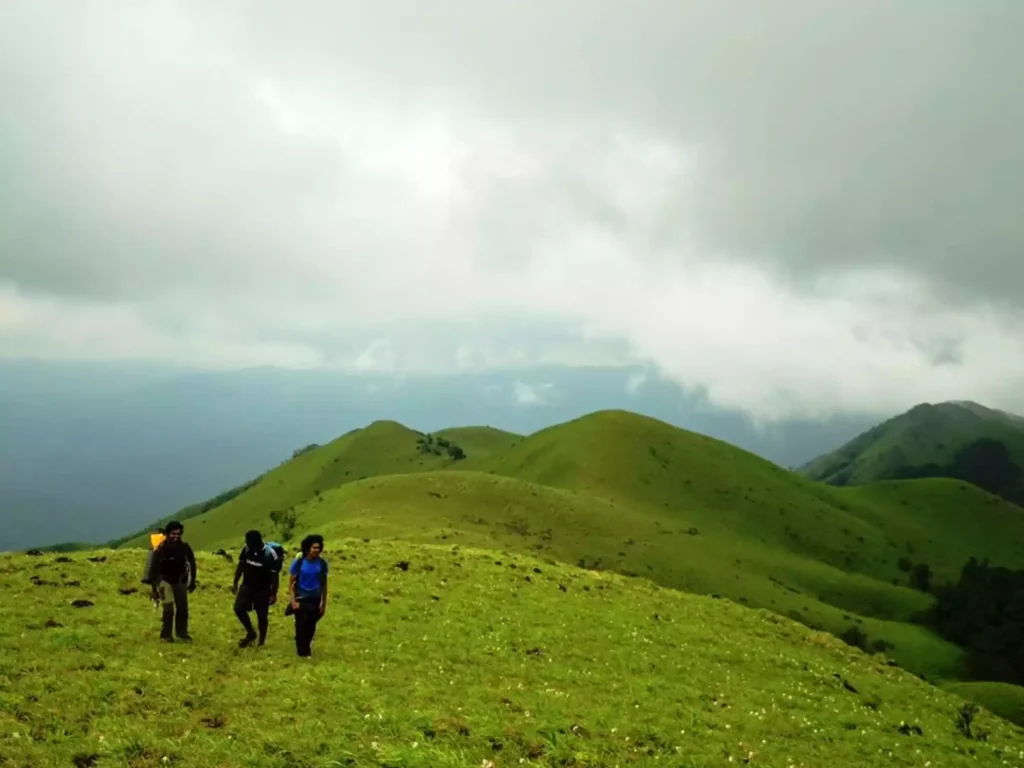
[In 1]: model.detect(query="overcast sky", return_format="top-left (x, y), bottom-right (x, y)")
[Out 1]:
top-left (2, 1), bottom-right (1022, 421)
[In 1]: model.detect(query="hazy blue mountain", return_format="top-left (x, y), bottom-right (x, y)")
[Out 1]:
top-left (0, 359), bottom-right (876, 551)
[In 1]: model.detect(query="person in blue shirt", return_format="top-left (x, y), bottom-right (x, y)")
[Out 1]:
top-left (286, 533), bottom-right (329, 657)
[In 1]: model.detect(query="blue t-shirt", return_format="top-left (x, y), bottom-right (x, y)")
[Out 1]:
top-left (290, 556), bottom-right (328, 597)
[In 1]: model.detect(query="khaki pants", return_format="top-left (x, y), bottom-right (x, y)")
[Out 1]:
top-left (157, 580), bottom-right (189, 638)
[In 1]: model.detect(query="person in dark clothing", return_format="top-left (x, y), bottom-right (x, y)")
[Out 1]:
top-left (286, 534), bottom-right (328, 657)
top-left (231, 529), bottom-right (282, 647)
top-left (149, 521), bottom-right (196, 642)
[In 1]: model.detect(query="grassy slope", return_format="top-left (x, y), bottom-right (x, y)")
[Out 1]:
top-left (135, 410), bottom-right (1024, 682)
top-left (800, 401), bottom-right (1024, 486)
top-left (942, 682), bottom-right (1024, 729)
top-left (2, 545), bottom-right (1022, 767)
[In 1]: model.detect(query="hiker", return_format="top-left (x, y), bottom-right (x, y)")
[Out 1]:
top-left (286, 534), bottom-right (328, 657)
top-left (147, 521), bottom-right (196, 642)
top-left (231, 530), bottom-right (284, 647)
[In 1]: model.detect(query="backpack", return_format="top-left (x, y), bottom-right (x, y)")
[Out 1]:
top-left (263, 541), bottom-right (285, 574)
top-left (140, 532), bottom-right (166, 585)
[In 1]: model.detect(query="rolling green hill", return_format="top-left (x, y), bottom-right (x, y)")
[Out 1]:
top-left (118, 421), bottom-right (514, 549)
top-left (2, 543), bottom-right (1022, 766)
top-left (112, 409), bottom-right (1024, 686)
top-left (799, 401), bottom-right (1024, 505)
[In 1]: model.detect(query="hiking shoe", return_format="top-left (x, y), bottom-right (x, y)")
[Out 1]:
top-left (176, 634), bottom-right (193, 643)
top-left (239, 633), bottom-right (257, 648)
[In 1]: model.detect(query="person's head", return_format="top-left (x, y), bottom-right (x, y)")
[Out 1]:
top-left (244, 529), bottom-right (263, 550)
top-left (300, 534), bottom-right (324, 559)
top-left (164, 521), bottom-right (184, 542)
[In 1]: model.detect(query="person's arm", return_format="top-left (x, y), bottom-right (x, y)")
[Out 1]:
top-left (319, 561), bottom-right (328, 616)
top-left (288, 560), bottom-right (299, 609)
top-left (269, 570), bottom-right (280, 605)
top-left (148, 546), bottom-right (163, 598)
top-left (186, 544), bottom-right (197, 591)
top-left (232, 548), bottom-right (245, 594)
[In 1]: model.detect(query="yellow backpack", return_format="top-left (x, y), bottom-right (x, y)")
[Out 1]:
top-left (141, 532), bottom-right (166, 584)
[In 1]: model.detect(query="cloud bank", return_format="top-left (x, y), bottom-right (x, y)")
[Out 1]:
top-left (2, 0), bottom-right (1022, 420)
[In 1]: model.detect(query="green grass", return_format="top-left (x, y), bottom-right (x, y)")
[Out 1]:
top-left (2, 544), bottom-right (1023, 767)
top-left (111, 410), bottom-right (1024, 687)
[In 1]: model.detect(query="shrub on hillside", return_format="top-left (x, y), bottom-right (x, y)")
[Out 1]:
top-left (269, 509), bottom-right (299, 541)
top-left (839, 625), bottom-right (870, 652)
top-left (909, 563), bottom-right (932, 592)
top-left (933, 557), bottom-right (1024, 686)
top-left (416, 434), bottom-right (466, 460)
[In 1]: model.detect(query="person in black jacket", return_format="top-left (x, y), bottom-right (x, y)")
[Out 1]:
top-left (149, 521), bottom-right (196, 642)
top-left (231, 529), bottom-right (282, 648)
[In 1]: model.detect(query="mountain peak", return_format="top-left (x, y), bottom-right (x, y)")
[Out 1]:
top-left (800, 399), bottom-right (1024, 504)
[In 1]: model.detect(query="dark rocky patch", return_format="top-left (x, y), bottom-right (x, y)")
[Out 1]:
top-left (72, 754), bottom-right (100, 768)
top-left (119, 587), bottom-right (138, 595)
top-left (833, 674), bottom-right (859, 694)
top-left (394, 561), bottom-right (410, 571)
top-left (87, 556), bottom-right (107, 563)
top-left (71, 599), bottom-right (94, 608)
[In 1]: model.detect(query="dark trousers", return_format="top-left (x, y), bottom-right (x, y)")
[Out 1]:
top-left (234, 585), bottom-right (271, 641)
top-left (158, 581), bottom-right (189, 639)
top-left (294, 597), bottom-right (322, 657)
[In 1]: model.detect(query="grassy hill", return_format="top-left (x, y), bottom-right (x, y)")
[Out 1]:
top-left (799, 401), bottom-right (1024, 505)
top-left (118, 422), bottom-right (518, 549)
top-left (110, 409), bottom-right (1024, 687)
top-left (2, 543), bottom-right (1023, 767)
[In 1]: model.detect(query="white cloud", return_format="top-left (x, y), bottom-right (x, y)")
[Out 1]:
top-left (626, 373), bottom-right (648, 395)
top-left (2, 1), bottom-right (1023, 423)
top-left (514, 381), bottom-right (554, 406)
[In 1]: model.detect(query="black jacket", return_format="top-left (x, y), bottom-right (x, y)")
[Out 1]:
top-left (151, 540), bottom-right (196, 587)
